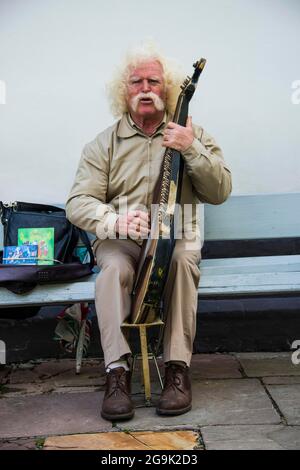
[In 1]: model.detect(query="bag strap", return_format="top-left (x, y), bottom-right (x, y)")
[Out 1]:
top-left (0, 201), bottom-right (64, 215)
top-left (14, 201), bottom-right (64, 213)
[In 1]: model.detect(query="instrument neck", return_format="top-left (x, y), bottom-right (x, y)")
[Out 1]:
top-left (172, 91), bottom-right (190, 128)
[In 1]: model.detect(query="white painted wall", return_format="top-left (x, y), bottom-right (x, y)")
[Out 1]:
top-left (0, 0), bottom-right (299, 204)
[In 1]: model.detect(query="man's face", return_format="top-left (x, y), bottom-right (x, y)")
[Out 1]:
top-left (126, 60), bottom-right (166, 119)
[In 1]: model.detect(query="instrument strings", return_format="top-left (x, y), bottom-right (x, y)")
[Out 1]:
top-left (158, 150), bottom-right (172, 224)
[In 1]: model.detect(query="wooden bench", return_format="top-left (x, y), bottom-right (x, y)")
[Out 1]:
top-left (1, 193), bottom-right (300, 395)
top-left (201, 192), bottom-right (300, 298)
top-left (1, 193), bottom-right (300, 306)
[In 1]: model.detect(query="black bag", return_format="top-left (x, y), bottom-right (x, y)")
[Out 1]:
top-left (0, 201), bottom-right (95, 294)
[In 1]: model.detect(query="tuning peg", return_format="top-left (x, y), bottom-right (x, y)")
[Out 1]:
top-left (193, 59), bottom-right (206, 70)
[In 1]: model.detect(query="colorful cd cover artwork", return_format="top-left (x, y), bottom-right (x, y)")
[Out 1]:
top-left (18, 227), bottom-right (55, 265)
top-left (3, 244), bottom-right (38, 265)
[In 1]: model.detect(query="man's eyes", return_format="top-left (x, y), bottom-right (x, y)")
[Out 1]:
top-left (130, 79), bottom-right (161, 85)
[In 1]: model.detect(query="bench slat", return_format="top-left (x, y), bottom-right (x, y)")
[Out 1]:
top-left (0, 274), bottom-right (98, 308)
top-left (200, 271), bottom-right (300, 288)
top-left (1, 262), bottom-right (300, 308)
top-left (200, 255), bottom-right (300, 275)
top-left (205, 193), bottom-right (300, 240)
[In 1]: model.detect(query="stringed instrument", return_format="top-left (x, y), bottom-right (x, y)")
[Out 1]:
top-left (130, 58), bottom-right (206, 324)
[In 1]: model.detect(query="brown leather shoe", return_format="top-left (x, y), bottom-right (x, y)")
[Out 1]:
top-left (101, 367), bottom-right (134, 421)
top-left (156, 363), bottom-right (192, 416)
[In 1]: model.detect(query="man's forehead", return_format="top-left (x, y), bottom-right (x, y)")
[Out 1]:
top-left (128, 60), bottom-right (164, 77)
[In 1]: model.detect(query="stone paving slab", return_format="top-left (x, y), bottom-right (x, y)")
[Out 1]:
top-left (132, 354), bottom-right (242, 382)
top-left (265, 425), bottom-right (300, 450)
top-left (190, 354), bottom-right (242, 379)
top-left (1, 382), bottom-right (55, 396)
top-left (0, 392), bottom-right (112, 438)
top-left (52, 386), bottom-right (101, 394)
top-left (0, 367), bottom-right (10, 384)
top-left (9, 368), bottom-right (43, 384)
top-left (0, 437), bottom-right (38, 450)
top-left (44, 430), bottom-right (199, 450)
top-left (130, 353), bottom-right (242, 393)
top-left (266, 384), bottom-right (300, 425)
top-left (1, 383), bottom-right (102, 397)
top-left (33, 359), bottom-right (78, 377)
top-left (117, 378), bottom-right (280, 431)
top-left (7, 359), bottom-right (106, 388)
top-left (235, 352), bottom-right (300, 377)
top-left (263, 376), bottom-right (300, 385)
top-left (201, 425), bottom-right (300, 450)
top-left (36, 358), bottom-right (104, 375)
top-left (133, 430), bottom-right (200, 450)
top-left (45, 432), bottom-right (149, 451)
top-left (46, 368), bottom-right (106, 388)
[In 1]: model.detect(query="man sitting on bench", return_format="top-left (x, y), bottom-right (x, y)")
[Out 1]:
top-left (65, 43), bottom-right (232, 422)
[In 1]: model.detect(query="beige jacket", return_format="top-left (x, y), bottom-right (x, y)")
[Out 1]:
top-left (66, 113), bottom-right (232, 248)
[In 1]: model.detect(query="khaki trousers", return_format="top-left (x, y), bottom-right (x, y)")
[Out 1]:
top-left (94, 238), bottom-right (201, 368)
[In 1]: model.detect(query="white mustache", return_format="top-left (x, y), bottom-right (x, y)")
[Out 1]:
top-left (130, 92), bottom-right (165, 112)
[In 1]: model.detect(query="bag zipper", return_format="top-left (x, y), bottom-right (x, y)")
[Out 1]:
top-left (2, 201), bottom-right (18, 211)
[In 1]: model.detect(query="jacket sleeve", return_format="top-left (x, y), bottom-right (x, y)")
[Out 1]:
top-left (181, 126), bottom-right (232, 204)
top-left (65, 137), bottom-right (118, 239)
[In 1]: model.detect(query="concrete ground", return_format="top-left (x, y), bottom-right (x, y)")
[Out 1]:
top-left (1, 352), bottom-right (300, 450)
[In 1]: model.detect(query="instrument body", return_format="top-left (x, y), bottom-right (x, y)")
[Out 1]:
top-left (130, 59), bottom-right (206, 324)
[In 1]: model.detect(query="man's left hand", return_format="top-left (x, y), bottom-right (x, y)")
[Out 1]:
top-left (162, 116), bottom-right (194, 152)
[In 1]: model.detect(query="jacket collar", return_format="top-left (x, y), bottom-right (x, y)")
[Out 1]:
top-left (117, 112), bottom-right (169, 138)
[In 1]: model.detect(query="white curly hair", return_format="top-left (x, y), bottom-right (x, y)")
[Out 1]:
top-left (106, 41), bottom-right (185, 118)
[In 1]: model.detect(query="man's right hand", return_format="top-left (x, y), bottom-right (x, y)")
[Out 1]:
top-left (115, 210), bottom-right (150, 240)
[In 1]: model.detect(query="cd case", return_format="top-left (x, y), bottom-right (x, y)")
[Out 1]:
top-left (18, 227), bottom-right (55, 265)
top-left (3, 244), bottom-right (39, 265)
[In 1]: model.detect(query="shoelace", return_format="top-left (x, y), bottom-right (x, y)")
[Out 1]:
top-left (164, 365), bottom-right (186, 394)
top-left (107, 370), bottom-right (128, 398)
